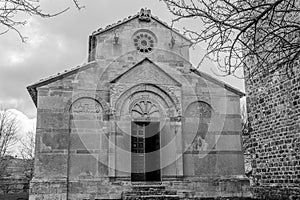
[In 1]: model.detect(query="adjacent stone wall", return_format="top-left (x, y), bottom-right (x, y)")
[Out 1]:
top-left (245, 61), bottom-right (300, 199)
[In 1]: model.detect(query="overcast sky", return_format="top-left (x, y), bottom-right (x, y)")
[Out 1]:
top-left (0, 0), bottom-right (245, 136)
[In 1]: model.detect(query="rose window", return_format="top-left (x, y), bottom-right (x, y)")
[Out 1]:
top-left (133, 32), bottom-right (155, 53)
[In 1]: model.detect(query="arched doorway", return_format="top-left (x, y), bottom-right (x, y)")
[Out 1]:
top-left (130, 100), bottom-right (161, 182)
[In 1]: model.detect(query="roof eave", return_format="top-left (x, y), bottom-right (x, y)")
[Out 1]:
top-left (190, 68), bottom-right (245, 98)
top-left (26, 61), bottom-right (98, 107)
top-left (91, 15), bottom-right (139, 36)
top-left (151, 17), bottom-right (193, 45)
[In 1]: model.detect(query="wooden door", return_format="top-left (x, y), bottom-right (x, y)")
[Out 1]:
top-left (131, 122), bottom-right (146, 181)
top-left (131, 121), bottom-right (161, 182)
top-left (145, 122), bottom-right (161, 181)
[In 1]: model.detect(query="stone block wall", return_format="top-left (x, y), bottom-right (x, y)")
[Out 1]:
top-left (29, 13), bottom-right (251, 199)
top-left (245, 61), bottom-right (300, 199)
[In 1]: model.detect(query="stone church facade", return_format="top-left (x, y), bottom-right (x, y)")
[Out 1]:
top-left (27, 9), bottom-right (250, 200)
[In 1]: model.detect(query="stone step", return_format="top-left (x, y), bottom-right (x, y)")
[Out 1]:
top-left (122, 194), bottom-right (180, 200)
top-left (131, 185), bottom-right (166, 191)
top-left (122, 182), bottom-right (180, 200)
top-left (123, 190), bottom-right (177, 196)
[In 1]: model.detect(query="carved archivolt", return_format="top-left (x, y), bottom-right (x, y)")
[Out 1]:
top-left (113, 83), bottom-right (180, 118)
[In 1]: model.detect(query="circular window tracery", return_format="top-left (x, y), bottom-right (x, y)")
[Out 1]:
top-left (133, 32), bottom-right (156, 53)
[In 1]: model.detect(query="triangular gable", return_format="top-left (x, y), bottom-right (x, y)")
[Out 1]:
top-left (91, 8), bottom-right (192, 45)
top-left (110, 58), bottom-right (181, 87)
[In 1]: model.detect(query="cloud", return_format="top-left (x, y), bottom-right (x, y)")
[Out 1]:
top-left (0, 12), bottom-right (87, 118)
top-left (7, 109), bottom-right (36, 134)
top-left (1, 109), bottom-right (36, 157)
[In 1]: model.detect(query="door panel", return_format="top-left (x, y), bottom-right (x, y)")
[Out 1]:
top-left (131, 121), bottom-right (160, 182)
top-left (131, 122), bottom-right (145, 181)
top-left (145, 122), bottom-right (160, 181)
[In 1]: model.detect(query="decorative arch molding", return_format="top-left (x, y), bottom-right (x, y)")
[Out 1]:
top-left (117, 91), bottom-right (170, 118)
top-left (184, 101), bottom-right (214, 119)
top-left (113, 83), bottom-right (180, 118)
top-left (183, 101), bottom-right (214, 153)
top-left (128, 93), bottom-right (165, 119)
top-left (65, 92), bottom-right (110, 114)
top-left (131, 100), bottom-right (160, 119)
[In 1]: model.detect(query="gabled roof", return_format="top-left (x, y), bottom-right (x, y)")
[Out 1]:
top-left (110, 57), bottom-right (244, 97)
top-left (90, 8), bottom-right (193, 45)
top-left (110, 57), bottom-right (182, 86)
top-left (190, 68), bottom-right (245, 97)
top-left (26, 61), bottom-right (99, 106)
top-left (27, 58), bottom-right (244, 107)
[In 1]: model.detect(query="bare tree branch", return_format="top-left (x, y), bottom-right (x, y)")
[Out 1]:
top-left (72, 0), bottom-right (85, 10)
top-left (162, 0), bottom-right (300, 80)
top-left (19, 130), bottom-right (35, 160)
top-left (0, 0), bottom-right (84, 42)
top-left (0, 109), bottom-right (19, 178)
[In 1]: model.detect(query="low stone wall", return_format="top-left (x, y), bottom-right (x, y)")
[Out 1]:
top-left (165, 176), bottom-right (252, 199)
top-left (29, 178), bottom-right (130, 200)
top-left (29, 177), bottom-right (251, 200)
top-left (29, 179), bottom-right (67, 200)
top-left (252, 186), bottom-right (300, 200)
top-left (0, 192), bottom-right (28, 200)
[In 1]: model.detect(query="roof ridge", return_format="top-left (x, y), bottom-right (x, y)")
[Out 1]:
top-left (90, 8), bottom-right (192, 44)
top-left (92, 13), bottom-right (139, 35)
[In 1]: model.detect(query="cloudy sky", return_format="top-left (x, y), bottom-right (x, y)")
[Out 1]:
top-left (0, 0), bottom-right (245, 141)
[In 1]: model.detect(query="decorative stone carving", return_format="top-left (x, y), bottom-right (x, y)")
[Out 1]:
top-left (122, 92), bottom-right (166, 119)
top-left (185, 101), bottom-right (212, 153)
top-left (139, 8), bottom-right (151, 22)
top-left (112, 84), bottom-right (179, 118)
top-left (65, 92), bottom-right (110, 114)
top-left (71, 98), bottom-right (102, 114)
top-left (185, 101), bottom-right (212, 119)
top-left (133, 32), bottom-right (155, 53)
top-left (190, 135), bottom-right (208, 152)
top-left (159, 85), bottom-right (181, 114)
top-left (131, 100), bottom-right (160, 118)
top-left (117, 63), bottom-right (177, 86)
top-left (110, 84), bottom-right (128, 107)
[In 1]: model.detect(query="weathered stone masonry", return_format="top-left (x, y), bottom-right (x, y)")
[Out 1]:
top-left (27, 8), bottom-right (250, 200)
top-left (245, 61), bottom-right (300, 199)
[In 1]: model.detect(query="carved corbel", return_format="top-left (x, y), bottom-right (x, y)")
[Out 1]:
top-left (139, 8), bottom-right (151, 22)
